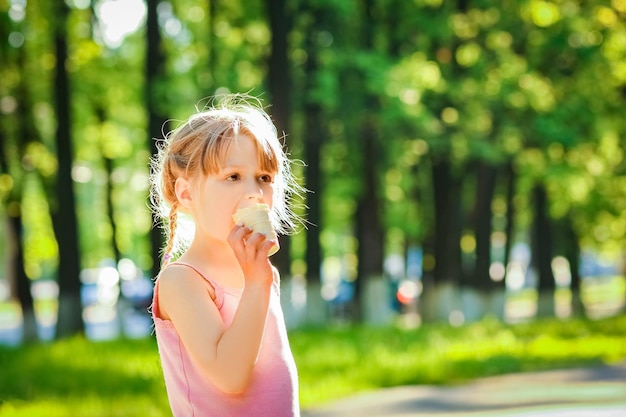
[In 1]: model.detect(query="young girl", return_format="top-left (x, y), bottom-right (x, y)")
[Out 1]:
top-left (150, 94), bottom-right (303, 416)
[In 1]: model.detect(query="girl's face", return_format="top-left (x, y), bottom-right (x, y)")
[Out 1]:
top-left (188, 134), bottom-right (276, 243)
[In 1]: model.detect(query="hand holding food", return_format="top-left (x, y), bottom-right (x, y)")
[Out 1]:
top-left (232, 203), bottom-right (279, 256)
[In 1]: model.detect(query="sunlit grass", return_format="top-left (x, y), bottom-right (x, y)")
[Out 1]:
top-left (291, 314), bottom-right (626, 406)
top-left (0, 397), bottom-right (167, 417)
top-left (0, 337), bottom-right (170, 417)
top-left (0, 314), bottom-right (625, 415)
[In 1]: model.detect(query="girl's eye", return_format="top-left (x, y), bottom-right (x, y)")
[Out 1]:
top-left (226, 173), bottom-right (240, 181)
top-left (259, 174), bottom-right (273, 183)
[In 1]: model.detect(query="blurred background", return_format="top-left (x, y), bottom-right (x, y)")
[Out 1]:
top-left (1, 0), bottom-right (625, 345)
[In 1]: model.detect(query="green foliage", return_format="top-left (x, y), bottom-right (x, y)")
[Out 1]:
top-left (21, 175), bottom-right (57, 279)
top-left (1, 0), bottom-right (626, 320)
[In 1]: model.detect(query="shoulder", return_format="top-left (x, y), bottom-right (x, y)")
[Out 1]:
top-left (157, 265), bottom-right (216, 319)
top-left (158, 264), bottom-right (206, 291)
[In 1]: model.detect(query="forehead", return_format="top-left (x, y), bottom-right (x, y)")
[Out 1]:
top-left (221, 134), bottom-right (258, 163)
top-left (212, 132), bottom-right (279, 173)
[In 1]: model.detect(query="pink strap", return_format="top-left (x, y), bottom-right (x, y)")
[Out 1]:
top-left (163, 262), bottom-right (224, 310)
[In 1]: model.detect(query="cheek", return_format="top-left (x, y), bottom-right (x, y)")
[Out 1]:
top-left (202, 211), bottom-right (233, 239)
top-left (265, 184), bottom-right (276, 202)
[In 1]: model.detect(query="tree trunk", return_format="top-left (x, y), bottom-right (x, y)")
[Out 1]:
top-left (432, 159), bottom-right (463, 286)
top-left (354, 109), bottom-right (387, 324)
top-left (299, 4), bottom-right (327, 325)
top-left (531, 184), bottom-right (556, 317)
top-left (146, 0), bottom-right (167, 277)
top-left (470, 163), bottom-right (498, 290)
top-left (96, 107), bottom-right (122, 264)
top-left (463, 162), bottom-right (505, 322)
top-left (265, 0), bottom-right (292, 277)
top-left (561, 216), bottom-right (584, 317)
top-left (9, 216), bottom-right (35, 336)
top-left (4, 45), bottom-right (38, 342)
top-left (351, 0), bottom-right (388, 325)
top-left (207, 0), bottom-right (217, 89)
top-left (302, 100), bottom-right (325, 324)
top-left (503, 161), bottom-right (516, 276)
top-left (421, 158), bottom-right (463, 322)
top-left (53, 0), bottom-right (84, 338)
top-left (420, 0), bottom-right (468, 323)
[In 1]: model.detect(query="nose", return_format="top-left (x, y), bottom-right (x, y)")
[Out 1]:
top-left (244, 178), bottom-right (263, 201)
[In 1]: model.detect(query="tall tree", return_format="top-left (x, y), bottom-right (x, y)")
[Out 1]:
top-left (298, 1), bottom-right (329, 324)
top-left (470, 163), bottom-right (498, 291)
top-left (207, 0), bottom-right (217, 89)
top-left (557, 216), bottom-right (583, 316)
top-left (419, 0), bottom-right (468, 322)
top-left (502, 162), bottom-right (517, 288)
top-left (265, 0), bottom-right (293, 276)
top-left (423, 157), bottom-right (464, 320)
top-left (146, 0), bottom-right (167, 277)
top-left (352, 0), bottom-right (386, 324)
top-left (0, 127), bottom-right (37, 342)
top-left (52, 0), bottom-right (84, 337)
top-left (531, 183), bottom-right (556, 317)
top-left (0, 1), bottom-right (39, 342)
top-left (12, 50), bottom-right (39, 341)
top-left (96, 107), bottom-right (122, 264)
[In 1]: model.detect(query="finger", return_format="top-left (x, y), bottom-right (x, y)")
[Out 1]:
top-left (228, 225), bottom-right (252, 252)
top-left (243, 234), bottom-right (275, 259)
top-left (228, 224), bottom-right (250, 242)
top-left (259, 239), bottom-right (277, 257)
top-left (244, 232), bottom-right (267, 253)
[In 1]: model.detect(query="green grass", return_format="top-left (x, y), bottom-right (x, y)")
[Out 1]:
top-left (293, 314), bottom-right (626, 405)
top-left (1, 314), bottom-right (625, 416)
top-left (0, 337), bottom-right (169, 417)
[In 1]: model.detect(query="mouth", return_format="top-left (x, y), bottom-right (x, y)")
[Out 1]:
top-left (232, 203), bottom-right (279, 256)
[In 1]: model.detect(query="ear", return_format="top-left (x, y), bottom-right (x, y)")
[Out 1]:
top-left (174, 177), bottom-right (194, 211)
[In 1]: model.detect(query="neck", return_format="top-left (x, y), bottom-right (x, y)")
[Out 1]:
top-left (178, 235), bottom-right (244, 288)
top-left (186, 234), bottom-right (234, 263)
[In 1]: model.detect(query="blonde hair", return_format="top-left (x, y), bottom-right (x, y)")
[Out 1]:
top-left (150, 93), bottom-right (304, 266)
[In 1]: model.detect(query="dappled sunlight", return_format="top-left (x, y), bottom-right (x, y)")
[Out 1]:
top-left (95, 0), bottom-right (146, 49)
top-left (1, 312), bottom-right (625, 414)
top-left (582, 276), bottom-right (626, 319)
top-left (1, 0), bottom-right (625, 415)
top-left (0, 337), bottom-right (168, 417)
top-left (291, 314), bottom-right (626, 408)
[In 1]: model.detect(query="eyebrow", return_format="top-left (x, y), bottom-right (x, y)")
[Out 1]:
top-left (219, 164), bottom-right (273, 173)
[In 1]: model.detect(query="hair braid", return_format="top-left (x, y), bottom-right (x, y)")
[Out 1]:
top-left (162, 203), bottom-right (179, 266)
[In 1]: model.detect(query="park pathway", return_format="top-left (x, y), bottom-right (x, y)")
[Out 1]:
top-left (302, 361), bottom-right (626, 417)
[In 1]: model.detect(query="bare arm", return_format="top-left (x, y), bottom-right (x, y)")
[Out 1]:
top-left (158, 225), bottom-right (276, 394)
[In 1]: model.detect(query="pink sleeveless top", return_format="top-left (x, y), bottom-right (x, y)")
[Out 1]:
top-left (152, 262), bottom-right (300, 417)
